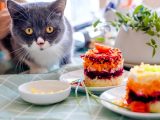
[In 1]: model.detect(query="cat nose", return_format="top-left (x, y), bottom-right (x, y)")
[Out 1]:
top-left (37, 37), bottom-right (45, 45)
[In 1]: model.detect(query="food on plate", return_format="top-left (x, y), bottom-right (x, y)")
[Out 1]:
top-left (31, 87), bottom-right (55, 94)
top-left (81, 43), bottom-right (124, 87)
top-left (126, 64), bottom-right (160, 113)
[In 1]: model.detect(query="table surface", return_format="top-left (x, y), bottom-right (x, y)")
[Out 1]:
top-left (0, 65), bottom-right (138, 120)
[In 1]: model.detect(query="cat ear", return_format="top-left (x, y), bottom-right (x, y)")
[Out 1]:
top-left (7, 0), bottom-right (24, 18)
top-left (49, 0), bottom-right (67, 16)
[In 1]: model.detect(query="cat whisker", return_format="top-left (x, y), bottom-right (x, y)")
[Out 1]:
top-left (14, 51), bottom-right (25, 72)
top-left (10, 47), bottom-right (24, 54)
top-left (18, 53), bottom-right (25, 72)
top-left (19, 52), bottom-right (29, 73)
top-left (10, 48), bottom-right (24, 66)
top-left (15, 51), bottom-right (29, 73)
top-left (12, 49), bottom-right (24, 62)
top-left (13, 49), bottom-right (24, 60)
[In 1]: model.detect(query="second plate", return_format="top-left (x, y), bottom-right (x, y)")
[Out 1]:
top-left (59, 69), bottom-right (128, 93)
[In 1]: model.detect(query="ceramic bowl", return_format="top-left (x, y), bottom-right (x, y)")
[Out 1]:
top-left (18, 80), bottom-right (71, 105)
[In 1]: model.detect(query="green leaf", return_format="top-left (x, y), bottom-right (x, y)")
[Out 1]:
top-left (146, 39), bottom-right (158, 57)
top-left (155, 22), bottom-right (160, 32)
top-left (95, 37), bottom-right (105, 42)
top-left (152, 48), bottom-right (156, 57)
top-left (116, 12), bottom-right (123, 19)
top-left (111, 22), bottom-right (117, 27)
top-left (151, 39), bottom-right (156, 45)
top-left (146, 39), bottom-right (157, 46)
top-left (153, 12), bottom-right (158, 19)
top-left (93, 20), bottom-right (101, 28)
top-left (143, 16), bottom-right (149, 26)
top-left (146, 42), bottom-right (152, 46)
top-left (133, 5), bottom-right (143, 15)
top-left (116, 12), bottom-right (128, 23)
top-left (146, 30), bottom-right (155, 36)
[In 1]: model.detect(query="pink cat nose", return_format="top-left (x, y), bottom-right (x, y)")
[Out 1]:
top-left (37, 37), bottom-right (45, 45)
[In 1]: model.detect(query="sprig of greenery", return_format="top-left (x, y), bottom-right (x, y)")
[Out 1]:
top-left (93, 19), bottom-right (101, 28)
top-left (92, 20), bottom-right (106, 43)
top-left (93, 5), bottom-right (160, 57)
top-left (82, 86), bottom-right (129, 110)
top-left (73, 80), bottom-right (129, 110)
top-left (112, 5), bottom-right (160, 57)
top-left (146, 39), bottom-right (158, 57)
top-left (75, 79), bottom-right (82, 105)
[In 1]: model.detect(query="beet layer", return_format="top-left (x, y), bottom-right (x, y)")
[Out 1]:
top-left (127, 90), bottom-right (160, 104)
top-left (84, 69), bottom-right (123, 79)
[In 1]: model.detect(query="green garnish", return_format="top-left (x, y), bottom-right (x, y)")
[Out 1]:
top-left (74, 80), bottom-right (129, 110)
top-left (144, 66), bottom-right (160, 72)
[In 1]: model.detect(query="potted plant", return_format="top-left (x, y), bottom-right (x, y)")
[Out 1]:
top-left (93, 5), bottom-right (160, 65)
top-left (112, 5), bottom-right (160, 64)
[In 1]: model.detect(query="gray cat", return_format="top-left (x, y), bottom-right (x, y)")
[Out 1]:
top-left (6, 0), bottom-right (73, 73)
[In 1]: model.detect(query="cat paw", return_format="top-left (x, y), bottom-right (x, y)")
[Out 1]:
top-left (29, 68), bottom-right (48, 74)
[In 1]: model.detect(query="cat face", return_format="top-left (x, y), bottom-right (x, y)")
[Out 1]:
top-left (7, 0), bottom-right (67, 51)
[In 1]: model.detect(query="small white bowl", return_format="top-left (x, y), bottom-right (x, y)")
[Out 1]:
top-left (18, 80), bottom-right (71, 105)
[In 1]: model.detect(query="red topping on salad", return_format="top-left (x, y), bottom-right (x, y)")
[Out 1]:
top-left (129, 101), bottom-right (149, 113)
top-left (81, 43), bottom-right (123, 71)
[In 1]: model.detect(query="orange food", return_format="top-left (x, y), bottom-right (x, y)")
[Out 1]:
top-left (81, 43), bottom-right (124, 87)
top-left (125, 64), bottom-right (160, 113)
top-left (126, 78), bottom-right (160, 96)
top-left (81, 43), bottom-right (123, 72)
top-left (95, 43), bottom-right (110, 53)
top-left (129, 101), bottom-right (149, 113)
top-left (83, 57), bottom-right (122, 71)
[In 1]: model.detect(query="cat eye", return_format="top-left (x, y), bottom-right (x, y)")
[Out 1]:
top-left (25, 28), bottom-right (33, 35)
top-left (46, 26), bottom-right (54, 33)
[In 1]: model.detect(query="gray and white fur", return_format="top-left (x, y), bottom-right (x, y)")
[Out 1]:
top-left (7, 0), bottom-right (73, 73)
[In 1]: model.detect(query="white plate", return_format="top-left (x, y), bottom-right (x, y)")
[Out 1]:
top-left (59, 69), bottom-right (128, 93)
top-left (100, 86), bottom-right (160, 119)
top-left (18, 80), bottom-right (71, 105)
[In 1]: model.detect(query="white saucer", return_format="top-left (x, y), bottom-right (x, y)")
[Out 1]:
top-left (59, 69), bottom-right (128, 94)
top-left (100, 86), bottom-right (160, 119)
top-left (18, 80), bottom-right (71, 105)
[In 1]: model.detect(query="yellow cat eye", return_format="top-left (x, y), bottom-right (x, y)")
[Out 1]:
top-left (25, 28), bottom-right (33, 35)
top-left (46, 26), bottom-right (54, 33)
